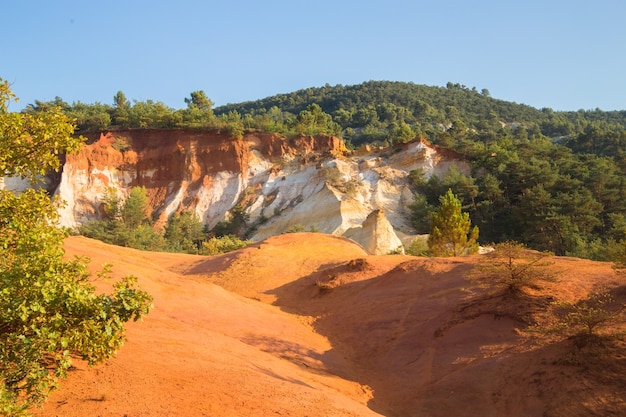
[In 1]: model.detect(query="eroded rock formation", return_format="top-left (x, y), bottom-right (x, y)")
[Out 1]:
top-left (51, 129), bottom-right (469, 254)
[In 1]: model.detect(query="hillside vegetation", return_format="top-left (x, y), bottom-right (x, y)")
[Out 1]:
top-left (25, 81), bottom-right (626, 259)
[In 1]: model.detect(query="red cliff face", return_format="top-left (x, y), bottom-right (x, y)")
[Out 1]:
top-left (57, 129), bottom-right (348, 227)
top-left (72, 129), bottom-right (346, 180)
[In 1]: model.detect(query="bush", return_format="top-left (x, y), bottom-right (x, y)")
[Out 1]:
top-left (285, 224), bottom-right (306, 233)
top-left (466, 241), bottom-right (557, 295)
top-left (111, 135), bottom-right (132, 151)
top-left (551, 289), bottom-right (625, 341)
top-left (202, 235), bottom-right (251, 255)
top-left (405, 237), bottom-right (430, 256)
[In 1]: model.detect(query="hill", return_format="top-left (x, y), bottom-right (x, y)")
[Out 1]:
top-left (214, 80), bottom-right (626, 146)
top-left (215, 80), bottom-right (544, 129)
top-left (34, 234), bottom-right (626, 417)
top-left (28, 80), bottom-right (626, 149)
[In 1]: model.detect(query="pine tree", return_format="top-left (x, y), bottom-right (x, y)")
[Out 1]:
top-left (428, 189), bottom-right (479, 256)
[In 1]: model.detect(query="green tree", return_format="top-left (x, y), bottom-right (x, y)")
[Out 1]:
top-left (219, 110), bottom-right (245, 140)
top-left (0, 79), bottom-right (152, 415)
top-left (388, 121), bottom-right (416, 145)
top-left (294, 104), bottom-right (341, 136)
top-left (182, 90), bottom-right (216, 128)
top-left (164, 212), bottom-right (205, 254)
top-left (101, 187), bottom-right (121, 221)
top-left (211, 205), bottom-right (250, 238)
top-left (184, 90), bottom-right (214, 113)
top-left (409, 193), bottom-right (434, 234)
top-left (428, 189), bottom-right (479, 256)
top-left (121, 186), bottom-right (150, 229)
top-left (112, 91), bottom-right (131, 128)
top-left (128, 100), bottom-right (178, 128)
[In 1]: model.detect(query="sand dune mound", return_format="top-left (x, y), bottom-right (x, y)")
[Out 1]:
top-left (35, 235), bottom-right (626, 417)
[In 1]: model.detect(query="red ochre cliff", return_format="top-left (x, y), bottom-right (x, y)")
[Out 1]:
top-left (53, 129), bottom-right (466, 254)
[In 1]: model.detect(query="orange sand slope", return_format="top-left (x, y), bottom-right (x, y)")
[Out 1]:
top-left (36, 234), bottom-right (626, 417)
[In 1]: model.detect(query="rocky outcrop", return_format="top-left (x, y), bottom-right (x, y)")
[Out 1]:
top-left (55, 129), bottom-right (346, 228)
top-left (51, 129), bottom-right (469, 254)
top-left (344, 209), bottom-right (404, 255)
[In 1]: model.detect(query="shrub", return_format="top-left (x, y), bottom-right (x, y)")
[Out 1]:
top-left (551, 288), bottom-right (625, 341)
top-left (405, 238), bottom-right (430, 256)
top-left (111, 135), bottom-right (132, 151)
top-left (466, 241), bottom-right (557, 295)
top-left (285, 224), bottom-right (306, 233)
top-left (202, 235), bottom-right (251, 255)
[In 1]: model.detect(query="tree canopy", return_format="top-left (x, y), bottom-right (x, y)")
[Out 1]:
top-left (0, 79), bottom-right (152, 416)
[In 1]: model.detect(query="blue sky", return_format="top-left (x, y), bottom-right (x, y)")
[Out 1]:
top-left (3, 0), bottom-right (625, 111)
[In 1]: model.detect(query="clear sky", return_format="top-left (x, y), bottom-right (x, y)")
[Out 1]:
top-left (3, 0), bottom-right (625, 112)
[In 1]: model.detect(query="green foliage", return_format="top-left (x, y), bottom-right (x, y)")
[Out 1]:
top-left (215, 80), bottom-right (555, 145)
top-left (211, 206), bottom-right (250, 238)
top-left (128, 100), bottom-right (180, 129)
top-left (113, 224), bottom-right (166, 251)
top-left (529, 288), bottom-right (625, 352)
top-left (111, 135), bottom-right (132, 152)
top-left (294, 104), bottom-right (341, 136)
top-left (81, 191), bottom-right (252, 255)
top-left (428, 189), bottom-right (479, 256)
top-left (388, 121), bottom-right (416, 145)
top-left (466, 241), bottom-right (557, 295)
top-left (467, 135), bottom-right (626, 256)
top-left (285, 224), bottom-right (306, 233)
top-left (410, 166), bottom-right (478, 210)
top-left (121, 187), bottom-right (150, 229)
top-left (202, 235), bottom-right (251, 256)
top-left (112, 91), bottom-right (131, 128)
top-left (405, 237), bottom-right (430, 256)
top-left (409, 193), bottom-right (434, 234)
top-left (102, 187), bottom-right (120, 220)
top-left (80, 187), bottom-right (164, 251)
top-left (164, 212), bottom-right (205, 254)
top-left (217, 111), bottom-right (245, 140)
top-left (553, 289), bottom-right (624, 339)
top-left (1, 86), bottom-right (80, 182)
top-left (23, 80), bottom-right (626, 151)
top-left (184, 90), bottom-right (214, 113)
top-left (0, 80), bottom-right (152, 415)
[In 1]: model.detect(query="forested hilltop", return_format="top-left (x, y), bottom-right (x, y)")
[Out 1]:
top-left (215, 81), bottom-right (626, 149)
top-left (25, 81), bottom-right (626, 259)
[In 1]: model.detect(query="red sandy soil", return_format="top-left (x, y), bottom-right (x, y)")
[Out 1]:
top-left (34, 234), bottom-right (626, 417)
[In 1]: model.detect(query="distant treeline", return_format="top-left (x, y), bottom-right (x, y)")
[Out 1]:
top-left (26, 81), bottom-right (626, 150)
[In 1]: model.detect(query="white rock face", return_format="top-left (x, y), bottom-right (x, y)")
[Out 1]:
top-left (55, 164), bottom-right (135, 227)
top-left (0, 175), bottom-right (53, 193)
top-left (344, 209), bottom-right (404, 255)
top-left (0, 176), bottom-right (33, 192)
top-left (51, 131), bottom-right (469, 255)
